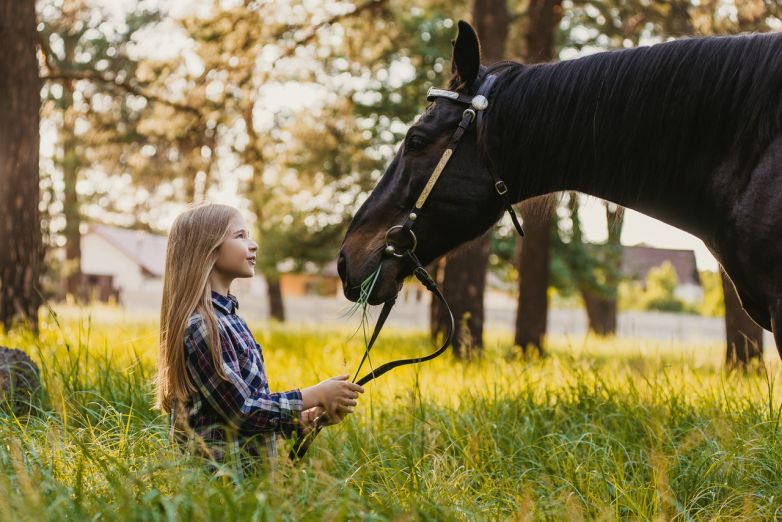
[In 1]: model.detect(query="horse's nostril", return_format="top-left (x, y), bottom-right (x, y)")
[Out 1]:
top-left (337, 251), bottom-right (348, 282)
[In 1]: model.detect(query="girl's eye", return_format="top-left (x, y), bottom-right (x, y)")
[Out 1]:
top-left (407, 135), bottom-right (428, 151)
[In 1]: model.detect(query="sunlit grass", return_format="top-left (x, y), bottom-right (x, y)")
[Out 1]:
top-left (1, 304), bottom-right (782, 520)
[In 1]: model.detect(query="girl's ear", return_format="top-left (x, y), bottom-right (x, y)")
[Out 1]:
top-left (451, 20), bottom-right (481, 88)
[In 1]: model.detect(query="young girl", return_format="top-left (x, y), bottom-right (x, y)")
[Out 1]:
top-left (153, 202), bottom-right (363, 476)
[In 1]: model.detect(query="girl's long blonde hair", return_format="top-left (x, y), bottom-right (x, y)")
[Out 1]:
top-left (153, 202), bottom-right (241, 415)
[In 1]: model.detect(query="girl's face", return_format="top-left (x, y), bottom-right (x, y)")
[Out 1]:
top-left (213, 215), bottom-right (258, 279)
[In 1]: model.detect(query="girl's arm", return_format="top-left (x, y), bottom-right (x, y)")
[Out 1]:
top-left (184, 316), bottom-right (303, 438)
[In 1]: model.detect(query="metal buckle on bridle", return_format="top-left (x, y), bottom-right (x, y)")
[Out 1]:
top-left (384, 223), bottom-right (417, 258)
top-left (495, 180), bottom-right (508, 195)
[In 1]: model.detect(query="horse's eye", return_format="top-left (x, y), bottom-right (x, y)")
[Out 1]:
top-left (407, 135), bottom-right (428, 151)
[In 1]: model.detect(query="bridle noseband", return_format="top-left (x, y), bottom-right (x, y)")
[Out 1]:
top-left (289, 66), bottom-right (524, 462)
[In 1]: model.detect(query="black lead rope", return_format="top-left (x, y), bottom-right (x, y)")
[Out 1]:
top-left (288, 250), bottom-right (454, 462)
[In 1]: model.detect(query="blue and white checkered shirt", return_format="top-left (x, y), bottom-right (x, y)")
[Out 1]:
top-left (170, 290), bottom-right (303, 476)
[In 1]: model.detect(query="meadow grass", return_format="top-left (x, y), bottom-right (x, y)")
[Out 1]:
top-left (1, 303), bottom-right (782, 520)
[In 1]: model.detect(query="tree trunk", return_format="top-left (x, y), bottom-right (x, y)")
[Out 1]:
top-left (243, 104), bottom-right (287, 323)
top-left (581, 292), bottom-right (617, 335)
top-left (600, 203), bottom-right (624, 334)
top-left (472, 0), bottom-right (510, 60)
top-left (512, 0), bottom-right (562, 356)
top-left (524, 0), bottom-right (563, 62)
top-left (721, 269), bottom-right (763, 368)
top-left (265, 271), bottom-right (285, 322)
top-left (62, 76), bottom-right (84, 302)
top-left (0, 0), bottom-right (42, 333)
top-left (431, 230), bottom-right (492, 359)
top-left (580, 203), bottom-right (624, 335)
top-left (430, 257), bottom-right (445, 340)
top-left (514, 197), bottom-right (554, 354)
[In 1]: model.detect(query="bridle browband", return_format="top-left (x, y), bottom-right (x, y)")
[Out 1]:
top-left (289, 66), bottom-right (524, 462)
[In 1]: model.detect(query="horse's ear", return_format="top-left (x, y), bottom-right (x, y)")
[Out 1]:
top-left (451, 20), bottom-right (481, 88)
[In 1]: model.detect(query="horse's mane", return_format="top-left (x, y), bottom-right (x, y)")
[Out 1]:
top-left (484, 32), bottom-right (782, 210)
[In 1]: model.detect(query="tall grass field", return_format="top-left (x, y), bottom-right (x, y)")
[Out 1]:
top-left (1, 303), bottom-right (782, 520)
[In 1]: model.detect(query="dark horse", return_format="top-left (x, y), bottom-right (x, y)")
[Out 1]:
top-left (337, 20), bottom-right (782, 357)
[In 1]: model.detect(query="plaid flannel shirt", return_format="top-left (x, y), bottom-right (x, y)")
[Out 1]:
top-left (169, 290), bottom-right (303, 476)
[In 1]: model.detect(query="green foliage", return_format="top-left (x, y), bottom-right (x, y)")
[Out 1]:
top-left (173, 1), bottom-right (469, 278)
top-left (642, 261), bottom-right (687, 312)
top-left (695, 270), bottom-right (725, 317)
top-left (551, 194), bottom-right (624, 301)
top-left (619, 261), bottom-right (699, 314)
top-left (37, 0), bottom-right (167, 238)
top-left (39, 0), bottom-right (782, 280)
top-left (488, 229), bottom-right (518, 291)
top-left (617, 279), bottom-right (645, 311)
top-left (561, 0), bottom-right (782, 54)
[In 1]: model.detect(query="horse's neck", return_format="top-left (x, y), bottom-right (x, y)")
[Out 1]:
top-left (511, 167), bottom-right (716, 239)
top-left (512, 167), bottom-right (726, 246)
top-left (501, 105), bottom-right (728, 242)
top-left (491, 46), bottom-right (769, 241)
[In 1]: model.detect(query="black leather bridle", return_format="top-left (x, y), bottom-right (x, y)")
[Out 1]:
top-left (289, 66), bottom-right (524, 461)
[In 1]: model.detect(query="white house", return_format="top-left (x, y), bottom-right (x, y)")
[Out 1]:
top-left (622, 245), bottom-right (703, 303)
top-left (71, 223), bottom-right (264, 309)
top-left (80, 223), bottom-right (167, 295)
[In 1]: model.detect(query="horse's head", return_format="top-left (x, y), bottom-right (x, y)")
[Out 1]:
top-left (339, 20), bottom-right (518, 305)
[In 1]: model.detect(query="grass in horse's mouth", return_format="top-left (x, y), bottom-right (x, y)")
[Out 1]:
top-left (339, 262), bottom-right (384, 376)
top-left (341, 261), bottom-right (383, 322)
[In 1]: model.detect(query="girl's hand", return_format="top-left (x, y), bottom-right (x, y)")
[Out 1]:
top-left (301, 406), bottom-right (325, 431)
top-left (301, 374), bottom-right (364, 424)
top-left (301, 406), bottom-right (342, 429)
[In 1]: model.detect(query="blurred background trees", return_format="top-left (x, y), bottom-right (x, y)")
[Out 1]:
top-left (2, 0), bottom-right (779, 368)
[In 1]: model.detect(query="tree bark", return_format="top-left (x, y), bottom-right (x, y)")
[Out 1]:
top-left (581, 291), bottom-right (617, 335)
top-left (524, 0), bottom-right (563, 63)
top-left (0, 0), bottom-right (42, 333)
top-left (62, 89), bottom-right (85, 302)
top-left (61, 32), bottom-right (85, 302)
top-left (514, 197), bottom-right (554, 354)
top-left (244, 104), bottom-right (287, 323)
top-left (721, 269), bottom-right (763, 369)
top-left (431, 230), bottom-right (492, 358)
top-left (472, 0), bottom-right (510, 61)
top-left (579, 203), bottom-right (623, 335)
top-left (265, 271), bottom-right (286, 322)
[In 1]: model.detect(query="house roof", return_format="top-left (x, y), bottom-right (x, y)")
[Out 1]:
top-left (88, 223), bottom-right (167, 277)
top-left (622, 245), bottom-right (701, 286)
